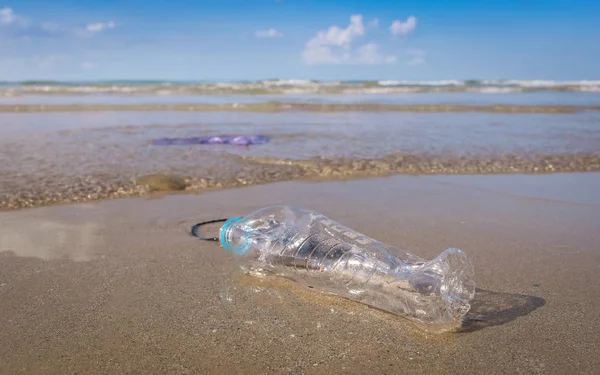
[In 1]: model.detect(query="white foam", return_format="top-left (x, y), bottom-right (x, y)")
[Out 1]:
top-left (3, 79), bottom-right (600, 96)
top-left (378, 80), bottom-right (465, 87)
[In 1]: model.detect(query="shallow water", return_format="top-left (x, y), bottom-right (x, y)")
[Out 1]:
top-left (1, 93), bottom-right (599, 210)
top-left (2, 92), bottom-right (600, 106)
top-left (2, 110), bottom-right (600, 159)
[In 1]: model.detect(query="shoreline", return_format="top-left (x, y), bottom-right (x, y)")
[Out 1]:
top-left (2, 153), bottom-right (600, 212)
top-left (2, 102), bottom-right (600, 113)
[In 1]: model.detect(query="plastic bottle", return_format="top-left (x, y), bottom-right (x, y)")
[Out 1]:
top-left (218, 206), bottom-right (475, 326)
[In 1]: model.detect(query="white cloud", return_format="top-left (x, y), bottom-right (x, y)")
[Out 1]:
top-left (0, 8), bottom-right (62, 37)
top-left (406, 49), bottom-right (425, 66)
top-left (308, 14), bottom-right (364, 48)
top-left (1, 8), bottom-right (115, 39)
top-left (302, 15), bottom-right (366, 65)
top-left (390, 16), bottom-right (417, 36)
top-left (302, 14), bottom-right (396, 65)
top-left (75, 21), bottom-right (116, 37)
top-left (255, 28), bottom-right (283, 38)
top-left (0, 7), bottom-right (29, 27)
top-left (368, 18), bottom-right (379, 28)
top-left (85, 21), bottom-right (116, 33)
top-left (0, 7), bottom-right (15, 25)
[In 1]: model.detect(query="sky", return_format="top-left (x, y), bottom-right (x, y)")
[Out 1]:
top-left (1, 0), bottom-right (599, 81)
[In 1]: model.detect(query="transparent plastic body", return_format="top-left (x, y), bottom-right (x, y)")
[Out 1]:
top-left (220, 206), bottom-right (475, 326)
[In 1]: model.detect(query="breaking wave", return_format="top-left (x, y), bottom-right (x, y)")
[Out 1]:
top-left (1, 79), bottom-right (600, 96)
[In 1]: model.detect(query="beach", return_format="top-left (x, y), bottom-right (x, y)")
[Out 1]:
top-left (1, 174), bottom-right (600, 374)
top-left (1, 83), bottom-right (600, 373)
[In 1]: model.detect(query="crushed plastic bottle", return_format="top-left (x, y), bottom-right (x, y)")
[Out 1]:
top-left (218, 206), bottom-right (475, 326)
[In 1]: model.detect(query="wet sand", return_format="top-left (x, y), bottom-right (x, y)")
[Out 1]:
top-left (2, 102), bottom-right (600, 113)
top-left (1, 152), bottom-right (600, 211)
top-left (1, 174), bottom-right (599, 374)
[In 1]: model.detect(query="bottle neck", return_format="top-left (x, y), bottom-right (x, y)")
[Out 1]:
top-left (219, 217), bottom-right (243, 253)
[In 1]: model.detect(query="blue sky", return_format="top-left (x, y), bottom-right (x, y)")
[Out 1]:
top-left (1, 0), bottom-right (599, 81)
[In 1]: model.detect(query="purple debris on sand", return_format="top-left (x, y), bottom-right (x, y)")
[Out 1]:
top-left (151, 135), bottom-right (270, 146)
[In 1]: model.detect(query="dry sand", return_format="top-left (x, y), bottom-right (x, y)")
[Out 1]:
top-left (1, 174), bottom-right (599, 374)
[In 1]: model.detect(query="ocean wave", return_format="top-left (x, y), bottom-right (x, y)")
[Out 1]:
top-left (1, 80), bottom-right (599, 96)
top-left (377, 80), bottom-right (466, 87)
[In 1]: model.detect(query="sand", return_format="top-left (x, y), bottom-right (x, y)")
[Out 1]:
top-left (1, 174), bottom-right (599, 374)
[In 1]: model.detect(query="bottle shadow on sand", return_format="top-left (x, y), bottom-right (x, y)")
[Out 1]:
top-left (457, 288), bottom-right (546, 333)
